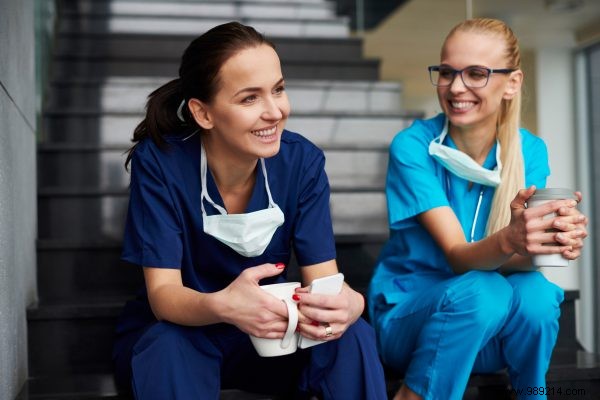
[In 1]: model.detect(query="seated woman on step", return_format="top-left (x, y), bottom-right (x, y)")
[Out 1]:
top-left (112, 22), bottom-right (386, 400)
top-left (368, 18), bottom-right (588, 400)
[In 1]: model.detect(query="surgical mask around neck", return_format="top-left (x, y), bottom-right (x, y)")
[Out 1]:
top-left (428, 118), bottom-right (502, 187)
top-left (200, 144), bottom-right (284, 257)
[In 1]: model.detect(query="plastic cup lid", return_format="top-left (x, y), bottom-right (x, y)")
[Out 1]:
top-left (529, 188), bottom-right (577, 201)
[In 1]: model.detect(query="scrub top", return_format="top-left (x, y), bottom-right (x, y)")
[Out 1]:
top-left (368, 113), bottom-right (550, 311)
top-left (120, 129), bottom-right (337, 330)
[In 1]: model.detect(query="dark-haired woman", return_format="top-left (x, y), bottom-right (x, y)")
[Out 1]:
top-left (112, 22), bottom-right (386, 400)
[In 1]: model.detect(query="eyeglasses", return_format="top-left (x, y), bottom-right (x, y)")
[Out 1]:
top-left (428, 65), bottom-right (515, 88)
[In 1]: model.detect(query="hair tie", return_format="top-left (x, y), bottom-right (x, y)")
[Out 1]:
top-left (177, 99), bottom-right (186, 122)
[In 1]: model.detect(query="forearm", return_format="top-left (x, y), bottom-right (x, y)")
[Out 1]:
top-left (148, 284), bottom-right (225, 326)
top-left (447, 227), bottom-right (514, 274)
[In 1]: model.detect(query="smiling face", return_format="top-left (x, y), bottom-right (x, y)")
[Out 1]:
top-left (190, 44), bottom-right (290, 163)
top-left (437, 30), bottom-right (522, 133)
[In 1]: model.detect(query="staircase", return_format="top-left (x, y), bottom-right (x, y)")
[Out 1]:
top-left (19, 0), bottom-right (600, 399)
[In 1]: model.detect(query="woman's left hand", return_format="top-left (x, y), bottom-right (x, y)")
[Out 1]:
top-left (554, 191), bottom-right (588, 260)
top-left (294, 283), bottom-right (364, 341)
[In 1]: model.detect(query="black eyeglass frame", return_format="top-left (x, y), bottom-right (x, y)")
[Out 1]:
top-left (428, 65), bottom-right (516, 88)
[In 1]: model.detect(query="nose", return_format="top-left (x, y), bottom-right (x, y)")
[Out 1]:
top-left (449, 71), bottom-right (467, 93)
top-left (262, 96), bottom-right (284, 120)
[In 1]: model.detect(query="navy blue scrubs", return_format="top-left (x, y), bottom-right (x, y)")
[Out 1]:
top-left (113, 130), bottom-right (386, 399)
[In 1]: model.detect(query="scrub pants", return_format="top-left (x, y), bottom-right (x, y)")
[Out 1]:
top-left (113, 317), bottom-right (386, 400)
top-left (373, 270), bottom-right (564, 400)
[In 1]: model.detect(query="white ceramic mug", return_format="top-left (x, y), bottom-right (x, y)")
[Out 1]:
top-left (249, 282), bottom-right (300, 357)
top-left (528, 188), bottom-right (577, 267)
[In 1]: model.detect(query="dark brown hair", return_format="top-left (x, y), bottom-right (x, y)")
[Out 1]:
top-left (125, 22), bottom-right (275, 168)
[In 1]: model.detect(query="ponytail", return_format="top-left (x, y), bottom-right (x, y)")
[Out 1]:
top-left (125, 78), bottom-right (188, 169)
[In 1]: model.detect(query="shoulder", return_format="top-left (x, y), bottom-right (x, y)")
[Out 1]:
top-left (390, 114), bottom-right (444, 157)
top-left (519, 127), bottom-right (548, 156)
top-left (277, 129), bottom-right (325, 165)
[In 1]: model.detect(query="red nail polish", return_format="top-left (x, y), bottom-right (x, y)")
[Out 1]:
top-left (311, 321), bottom-right (320, 327)
top-left (275, 263), bottom-right (285, 269)
top-left (295, 326), bottom-right (300, 333)
top-left (292, 294), bottom-right (301, 302)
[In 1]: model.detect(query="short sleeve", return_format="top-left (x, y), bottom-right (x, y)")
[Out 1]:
top-left (386, 125), bottom-right (449, 230)
top-left (121, 142), bottom-right (183, 268)
top-left (293, 149), bottom-right (337, 266)
top-left (521, 129), bottom-right (551, 188)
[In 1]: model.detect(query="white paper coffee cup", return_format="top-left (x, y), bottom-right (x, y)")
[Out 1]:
top-left (249, 282), bottom-right (300, 357)
top-left (527, 188), bottom-right (577, 267)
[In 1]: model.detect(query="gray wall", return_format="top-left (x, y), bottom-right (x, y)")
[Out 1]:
top-left (0, 0), bottom-right (38, 398)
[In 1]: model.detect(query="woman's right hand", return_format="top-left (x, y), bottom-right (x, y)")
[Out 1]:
top-left (216, 263), bottom-right (291, 339)
top-left (503, 186), bottom-right (580, 257)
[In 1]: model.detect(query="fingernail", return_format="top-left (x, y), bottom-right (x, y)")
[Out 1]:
top-left (292, 294), bottom-right (301, 302)
top-left (557, 233), bottom-right (564, 240)
top-left (570, 201), bottom-right (577, 207)
top-left (275, 263), bottom-right (285, 269)
top-left (555, 221), bottom-right (562, 228)
top-left (311, 321), bottom-right (320, 327)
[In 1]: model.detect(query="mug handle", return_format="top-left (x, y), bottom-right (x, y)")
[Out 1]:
top-left (280, 298), bottom-right (298, 349)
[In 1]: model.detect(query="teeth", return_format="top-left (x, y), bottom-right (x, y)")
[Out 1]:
top-left (252, 126), bottom-right (277, 137)
top-left (451, 101), bottom-right (474, 109)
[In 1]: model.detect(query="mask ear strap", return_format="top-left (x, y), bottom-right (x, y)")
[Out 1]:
top-left (260, 159), bottom-right (278, 208)
top-left (200, 143), bottom-right (228, 216)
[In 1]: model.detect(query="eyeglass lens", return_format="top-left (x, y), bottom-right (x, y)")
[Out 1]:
top-left (431, 67), bottom-right (490, 88)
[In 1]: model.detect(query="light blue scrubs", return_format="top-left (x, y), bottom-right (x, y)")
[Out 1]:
top-left (114, 130), bottom-right (387, 399)
top-left (368, 114), bottom-right (564, 400)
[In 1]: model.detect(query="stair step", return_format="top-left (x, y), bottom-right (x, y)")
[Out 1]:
top-left (51, 57), bottom-right (379, 80)
top-left (57, 13), bottom-right (350, 38)
top-left (37, 145), bottom-right (389, 190)
top-left (46, 78), bottom-right (404, 114)
top-left (58, 0), bottom-right (337, 20)
top-left (37, 191), bottom-right (388, 241)
top-left (41, 112), bottom-right (416, 147)
top-left (54, 34), bottom-right (367, 64)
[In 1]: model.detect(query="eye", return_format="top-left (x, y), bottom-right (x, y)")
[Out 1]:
top-left (241, 95), bottom-right (257, 104)
top-left (273, 85), bottom-right (286, 95)
top-left (466, 67), bottom-right (488, 81)
top-left (438, 67), bottom-right (455, 79)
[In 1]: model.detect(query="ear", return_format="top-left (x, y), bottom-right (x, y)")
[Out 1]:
top-left (188, 98), bottom-right (214, 130)
top-left (503, 69), bottom-right (523, 100)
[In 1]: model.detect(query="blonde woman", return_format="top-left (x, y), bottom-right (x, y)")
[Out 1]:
top-left (368, 18), bottom-right (588, 400)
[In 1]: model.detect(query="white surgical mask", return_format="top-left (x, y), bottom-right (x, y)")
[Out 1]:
top-left (429, 118), bottom-right (502, 187)
top-left (200, 143), bottom-right (284, 257)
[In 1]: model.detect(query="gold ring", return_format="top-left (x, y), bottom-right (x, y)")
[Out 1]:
top-left (324, 323), bottom-right (333, 337)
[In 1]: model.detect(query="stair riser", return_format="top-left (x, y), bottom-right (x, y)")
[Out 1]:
top-left (50, 59), bottom-right (379, 80)
top-left (37, 192), bottom-right (389, 240)
top-left (46, 83), bottom-right (402, 114)
top-left (37, 248), bottom-right (143, 303)
top-left (42, 115), bottom-right (410, 146)
top-left (58, 1), bottom-right (336, 20)
top-left (37, 149), bottom-right (388, 190)
top-left (28, 317), bottom-right (117, 376)
top-left (57, 16), bottom-right (350, 38)
top-left (54, 35), bottom-right (365, 63)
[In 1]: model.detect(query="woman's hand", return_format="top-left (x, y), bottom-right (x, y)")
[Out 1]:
top-left (554, 191), bottom-right (588, 260)
top-left (216, 263), bottom-right (291, 339)
top-left (294, 283), bottom-right (364, 341)
top-left (502, 187), bottom-right (585, 258)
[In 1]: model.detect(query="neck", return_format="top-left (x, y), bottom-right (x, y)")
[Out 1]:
top-left (202, 138), bottom-right (258, 193)
top-left (448, 122), bottom-right (496, 165)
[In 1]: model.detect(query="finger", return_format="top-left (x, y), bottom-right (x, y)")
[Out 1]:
top-left (575, 191), bottom-right (583, 203)
top-left (243, 263), bottom-right (285, 283)
top-left (526, 199), bottom-right (578, 218)
top-left (511, 186), bottom-right (536, 210)
top-left (561, 249), bottom-right (580, 260)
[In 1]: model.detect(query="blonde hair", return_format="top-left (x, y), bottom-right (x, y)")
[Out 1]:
top-left (445, 18), bottom-right (524, 235)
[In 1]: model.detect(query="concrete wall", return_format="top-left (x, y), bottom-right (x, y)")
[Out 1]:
top-left (0, 0), bottom-right (39, 397)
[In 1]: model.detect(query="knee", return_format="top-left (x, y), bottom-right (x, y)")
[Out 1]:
top-left (133, 322), bottom-right (196, 358)
top-left (446, 271), bottom-right (513, 328)
top-left (510, 272), bottom-right (564, 327)
top-left (342, 318), bottom-right (377, 346)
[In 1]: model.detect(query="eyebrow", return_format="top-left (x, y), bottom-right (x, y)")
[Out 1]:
top-left (232, 77), bottom-right (285, 98)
